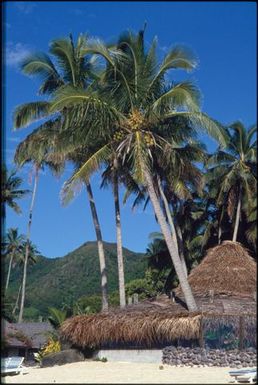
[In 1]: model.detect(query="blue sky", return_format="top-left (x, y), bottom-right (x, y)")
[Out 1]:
top-left (4, 1), bottom-right (257, 258)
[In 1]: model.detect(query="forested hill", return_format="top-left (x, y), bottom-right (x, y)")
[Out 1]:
top-left (7, 241), bottom-right (147, 318)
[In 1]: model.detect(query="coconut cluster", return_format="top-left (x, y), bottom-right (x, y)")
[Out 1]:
top-left (113, 130), bottom-right (125, 142)
top-left (113, 110), bottom-right (155, 147)
top-left (143, 132), bottom-right (155, 147)
top-left (127, 110), bottom-right (145, 131)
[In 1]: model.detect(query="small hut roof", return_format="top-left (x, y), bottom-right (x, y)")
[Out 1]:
top-left (60, 309), bottom-right (201, 348)
top-left (176, 241), bottom-right (256, 298)
top-left (2, 320), bottom-right (53, 349)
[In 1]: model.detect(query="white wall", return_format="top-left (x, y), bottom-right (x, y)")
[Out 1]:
top-left (94, 349), bottom-right (163, 363)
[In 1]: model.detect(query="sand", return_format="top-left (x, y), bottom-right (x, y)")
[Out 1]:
top-left (2, 361), bottom-right (240, 384)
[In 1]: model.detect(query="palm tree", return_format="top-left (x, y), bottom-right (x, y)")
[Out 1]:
top-left (206, 122), bottom-right (256, 242)
top-left (59, 145), bottom-right (109, 311)
top-left (50, 29), bottom-right (227, 311)
top-left (100, 159), bottom-right (141, 307)
top-left (13, 34), bottom-right (110, 311)
top-left (2, 228), bottom-right (25, 291)
top-left (2, 165), bottom-right (30, 217)
top-left (13, 124), bottom-right (63, 323)
top-left (17, 164), bottom-right (39, 323)
top-left (12, 240), bottom-right (40, 318)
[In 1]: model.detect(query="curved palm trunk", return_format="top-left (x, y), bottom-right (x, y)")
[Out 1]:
top-left (174, 223), bottom-right (188, 277)
top-left (157, 177), bottom-right (188, 277)
top-left (232, 189), bottom-right (242, 242)
top-left (5, 251), bottom-right (14, 292)
top-left (113, 162), bottom-right (126, 308)
top-left (18, 166), bottom-right (39, 323)
top-left (85, 181), bottom-right (108, 311)
top-left (144, 169), bottom-right (198, 311)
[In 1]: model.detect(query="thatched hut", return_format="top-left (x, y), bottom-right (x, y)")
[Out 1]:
top-left (60, 241), bottom-right (256, 355)
top-left (176, 240), bottom-right (256, 300)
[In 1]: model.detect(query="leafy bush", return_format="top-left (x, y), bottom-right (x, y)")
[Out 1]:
top-left (75, 295), bottom-right (102, 314)
top-left (34, 337), bottom-right (61, 363)
top-left (23, 306), bottom-right (40, 321)
top-left (94, 356), bottom-right (108, 362)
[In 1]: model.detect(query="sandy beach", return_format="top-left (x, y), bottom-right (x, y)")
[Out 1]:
top-left (2, 361), bottom-right (240, 384)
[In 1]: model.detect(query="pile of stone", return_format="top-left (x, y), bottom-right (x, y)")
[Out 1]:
top-left (162, 346), bottom-right (256, 368)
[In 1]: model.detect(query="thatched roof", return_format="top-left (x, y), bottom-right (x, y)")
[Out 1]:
top-left (60, 310), bottom-right (202, 348)
top-left (2, 319), bottom-right (53, 349)
top-left (176, 241), bottom-right (256, 298)
top-left (60, 241), bottom-right (256, 348)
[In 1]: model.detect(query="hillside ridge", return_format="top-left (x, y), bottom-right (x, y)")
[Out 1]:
top-left (7, 241), bottom-right (147, 319)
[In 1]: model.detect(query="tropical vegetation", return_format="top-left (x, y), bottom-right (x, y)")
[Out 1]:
top-left (4, 27), bottom-right (256, 321)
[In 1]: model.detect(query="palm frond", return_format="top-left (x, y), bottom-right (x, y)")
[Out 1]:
top-left (164, 111), bottom-right (228, 147)
top-left (147, 45), bottom-right (198, 96)
top-left (206, 151), bottom-right (236, 168)
top-left (20, 52), bottom-right (63, 94)
top-left (246, 124), bottom-right (257, 146)
top-left (49, 38), bottom-right (77, 86)
top-left (150, 81), bottom-right (201, 114)
top-left (80, 38), bottom-right (125, 68)
top-left (13, 101), bottom-right (51, 129)
top-left (69, 144), bottom-right (112, 184)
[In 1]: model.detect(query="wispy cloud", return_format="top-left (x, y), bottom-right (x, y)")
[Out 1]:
top-left (5, 42), bottom-right (31, 67)
top-left (14, 2), bottom-right (37, 14)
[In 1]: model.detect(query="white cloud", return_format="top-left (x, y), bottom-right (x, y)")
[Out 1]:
top-left (5, 42), bottom-right (31, 67)
top-left (14, 2), bottom-right (37, 14)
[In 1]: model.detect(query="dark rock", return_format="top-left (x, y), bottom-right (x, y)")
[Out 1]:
top-left (41, 349), bottom-right (85, 367)
top-left (60, 338), bottom-right (72, 351)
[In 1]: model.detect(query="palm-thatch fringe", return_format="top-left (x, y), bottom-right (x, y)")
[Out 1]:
top-left (60, 312), bottom-right (202, 348)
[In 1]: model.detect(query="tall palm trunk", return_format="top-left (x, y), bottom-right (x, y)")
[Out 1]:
top-left (12, 284), bottom-right (22, 316)
top-left (18, 166), bottom-right (39, 323)
top-left (232, 189), bottom-right (242, 242)
top-left (217, 207), bottom-right (224, 244)
top-left (5, 251), bottom-right (14, 292)
top-left (144, 168), bottom-right (198, 311)
top-left (157, 177), bottom-right (188, 276)
top-left (174, 223), bottom-right (188, 276)
top-left (113, 159), bottom-right (126, 308)
top-left (218, 226), bottom-right (222, 244)
top-left (85, 180), bottom-right (108, 311)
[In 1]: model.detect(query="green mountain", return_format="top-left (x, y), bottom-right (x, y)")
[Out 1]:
top-left (7, 241), bottom-right (147, 318)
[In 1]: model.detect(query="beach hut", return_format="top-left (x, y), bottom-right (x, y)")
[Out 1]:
top-left (60, 241), bottom-right (256, 362)
top-left (2, 319), bottom-right (54, 361)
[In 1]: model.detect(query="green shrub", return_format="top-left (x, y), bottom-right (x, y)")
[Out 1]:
top-left (34, 337), bottom-right (61, 363)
